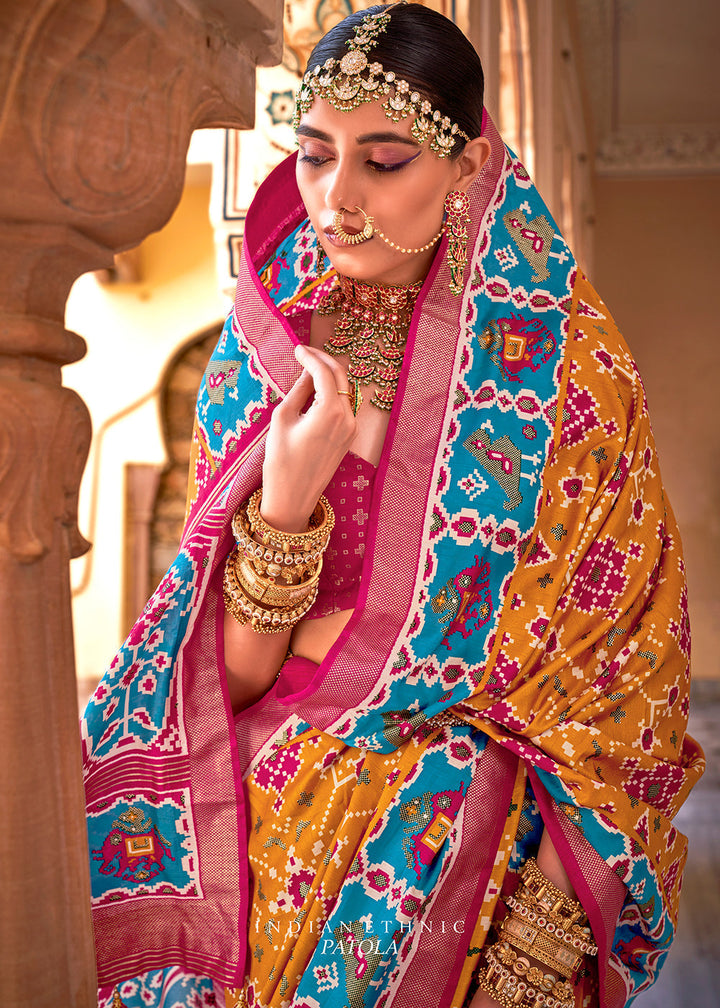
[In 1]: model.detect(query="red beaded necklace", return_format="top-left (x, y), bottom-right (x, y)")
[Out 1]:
top-left (318, 274), bottom-right (422, 411)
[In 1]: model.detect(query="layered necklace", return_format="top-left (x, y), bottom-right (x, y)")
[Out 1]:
top-left (318, 275), bottom-right (422, 411)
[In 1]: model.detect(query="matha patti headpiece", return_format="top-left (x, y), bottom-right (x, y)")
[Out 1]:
top-left (293, 7), bottom-right (471, 158)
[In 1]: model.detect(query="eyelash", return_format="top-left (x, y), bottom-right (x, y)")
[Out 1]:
top-left (298, 152), bottom-right (418, 173)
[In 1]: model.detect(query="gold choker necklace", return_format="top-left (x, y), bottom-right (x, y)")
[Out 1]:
top-left (318, 275), bottom-right (422, 411)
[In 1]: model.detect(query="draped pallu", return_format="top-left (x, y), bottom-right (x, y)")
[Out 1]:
top-left (82, 114), bottom-right (703, 1008)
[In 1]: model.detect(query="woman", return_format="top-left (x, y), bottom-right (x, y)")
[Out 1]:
top-left (82, 5), bottom-right (703, 1008)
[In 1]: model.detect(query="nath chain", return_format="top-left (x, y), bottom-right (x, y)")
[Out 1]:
top-left (332, 206), bottom-right (444, 256)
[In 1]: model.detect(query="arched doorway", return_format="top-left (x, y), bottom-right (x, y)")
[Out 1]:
top-left (124, 322), bottom-right (221, 631)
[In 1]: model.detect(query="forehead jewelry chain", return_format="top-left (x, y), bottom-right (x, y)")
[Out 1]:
top-left (294, 7), bottom-right (470, 158)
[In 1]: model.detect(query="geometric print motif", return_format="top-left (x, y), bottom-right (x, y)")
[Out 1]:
top-left (82, 553), bottom-right (196, 760)
top-left (98, 970), bottom-right (217, 1008)
top-left (305, 154), bottom-right (579, 764)
top-left (365, 155), bottom-right (575, 729)
top-left (237, 151), bottom-right (577, 763)
top-left (83, 132), bottom-right (703, 1006)
top-left (470, 269), bottom-right (704, 1006)
top-left (243, 720), bottom-right (490, 1008)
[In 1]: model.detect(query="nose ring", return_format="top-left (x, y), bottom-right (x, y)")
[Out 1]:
top-left (332, 206), bottom-right (375, 245)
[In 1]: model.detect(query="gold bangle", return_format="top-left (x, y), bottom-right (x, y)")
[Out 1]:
top-left (247, 550), bottom-right (318, 584)
top-left (519, 859), bottom-right (590, 930)
top-left (233, 552), bottom-right (321, 607)
top-left (486, 950), bottom-right (573, 1005)
top-left (223, 582), bottom-right (318, 634)
top-left (476, 963), bottom-right (573, 1008)
top-left (224, 555), bottom-right (315, 616)
top-left (245, 489), bottom-right (335, 553)
top-left (507, 859), bottom-right (597, 961)
top-left (500, 915), bottom-right (583, 978)
top-left (505, 893), bottom-right (597, 956)
top-left (479, 952), bottom-right (574, 1008)
top-left (223, 552), bottom-right (319, 633)
top-left (232, 509), bottom-right (325, 573)
top-left (492, 942), bottom-right (561, 992)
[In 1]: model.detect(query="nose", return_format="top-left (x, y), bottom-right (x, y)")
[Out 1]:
top-left (324, 155), bottom-right (362, 216)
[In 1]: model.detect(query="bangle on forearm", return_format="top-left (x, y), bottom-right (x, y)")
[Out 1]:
top-left (232, 510), bottom-right (324, 581)
top-left (477, 944), bottom-right (574, 1008)
top-left (233, 551), bottom-right (321, 607)
top-left (475, 857), bottom-right (597, 1008)
top-left (497, 916), bottom-right (582, 978)
top-left (223, 490), bottom-right (335, 634)
top-left (510, 858), bottom-right (597, 962)
top-left (223, 554), bottom-right (319, 634)
top-left (244, 489), bottom-right (335, 553)
top-left (519, 859), bottom-right (594, 934)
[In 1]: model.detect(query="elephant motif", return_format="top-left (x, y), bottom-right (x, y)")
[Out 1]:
top-left (478, 313), bottom-right (556, 383)
top-left (92, 805), bottom-right (174, 883)
top-left (431, 556), bottom-right (493, 650)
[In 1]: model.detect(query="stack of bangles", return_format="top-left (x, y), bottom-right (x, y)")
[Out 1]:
top-left (476, 858), bottom-right (598, 1008)
top-left (223, 489), bottom-right (335, 634)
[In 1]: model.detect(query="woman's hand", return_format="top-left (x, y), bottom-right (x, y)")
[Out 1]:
top-left (223, 344), bottom-right (355, 714)
top-left (260, 343), bottom-right (357, 531)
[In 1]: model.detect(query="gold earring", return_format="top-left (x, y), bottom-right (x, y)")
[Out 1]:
top-left (316, 238), bottom-right (327, 275)
top-left (444, 191), bottom-right (470, 296)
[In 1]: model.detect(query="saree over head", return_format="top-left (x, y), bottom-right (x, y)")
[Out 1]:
top-left (82, 111), bottom-right (703, 1008)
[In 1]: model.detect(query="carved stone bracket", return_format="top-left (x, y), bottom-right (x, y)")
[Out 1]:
top-left (0, 0), bottom-right (272, 253)
top-left (0, 366), bottom-right (91, 562)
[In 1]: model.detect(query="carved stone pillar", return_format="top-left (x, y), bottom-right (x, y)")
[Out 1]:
top-left (0, 1), bottom-right (281, 1004)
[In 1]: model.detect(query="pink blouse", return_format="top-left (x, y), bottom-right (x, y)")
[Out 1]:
top-left (306, 451), bottom-right (376, 619)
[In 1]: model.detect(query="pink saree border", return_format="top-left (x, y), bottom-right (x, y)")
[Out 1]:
top-left (529, 768), bottom-right (628, 1008)
top-left (391, 740), bottom-right (520, 1008)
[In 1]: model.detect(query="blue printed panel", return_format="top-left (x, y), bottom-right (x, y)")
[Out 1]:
top-left (293, 724), bottom-right (488, 1007)
top-left (83, 549), bottom-right (201, 760)
top-left (343, 156), bottom-right (576, 751)
top-left (87, 792), bottom-right (200, 904)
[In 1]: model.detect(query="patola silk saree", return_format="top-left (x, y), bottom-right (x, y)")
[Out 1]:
top-left (83, 113), bottom-right (703, 1008)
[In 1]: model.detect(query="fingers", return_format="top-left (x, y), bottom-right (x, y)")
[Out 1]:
top-left (273, 344), bottom-right (357, 439)
top-left (295, 343), bottom-right (351, 400)
top-left (262, 343), bottom-right (358, 529)
top-left (279, 366), bottom-right (314, 414)
top-left (277, 344), bottom-right (354, 421)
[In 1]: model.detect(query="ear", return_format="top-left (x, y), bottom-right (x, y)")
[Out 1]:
top-left (451, 136), bottom-right (492, 192)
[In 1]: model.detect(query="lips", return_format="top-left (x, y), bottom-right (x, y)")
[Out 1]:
top-left (324, 224), bottom-right (361, 237)
top-left (323, 226), bottom-right (372, 248)
top-left (323, 216), bottom-right (375, 247)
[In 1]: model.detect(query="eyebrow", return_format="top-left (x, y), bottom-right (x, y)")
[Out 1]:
top-left (296, 125), bottom-right (419, 148)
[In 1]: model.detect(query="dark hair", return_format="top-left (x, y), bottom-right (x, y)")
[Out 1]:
top-left (305, 3), bottom-right (484, 156)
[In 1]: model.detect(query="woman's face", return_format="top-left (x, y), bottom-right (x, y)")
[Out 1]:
top-left (295, 98), bottom-right (464, 287)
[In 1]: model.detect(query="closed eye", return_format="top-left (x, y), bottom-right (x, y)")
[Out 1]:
top-left (297, 149), bottom-right (421, 172)
top-left (298, 152), bottom-right (331, 168)
top-left (367, 151), bottom-right (422, 173)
